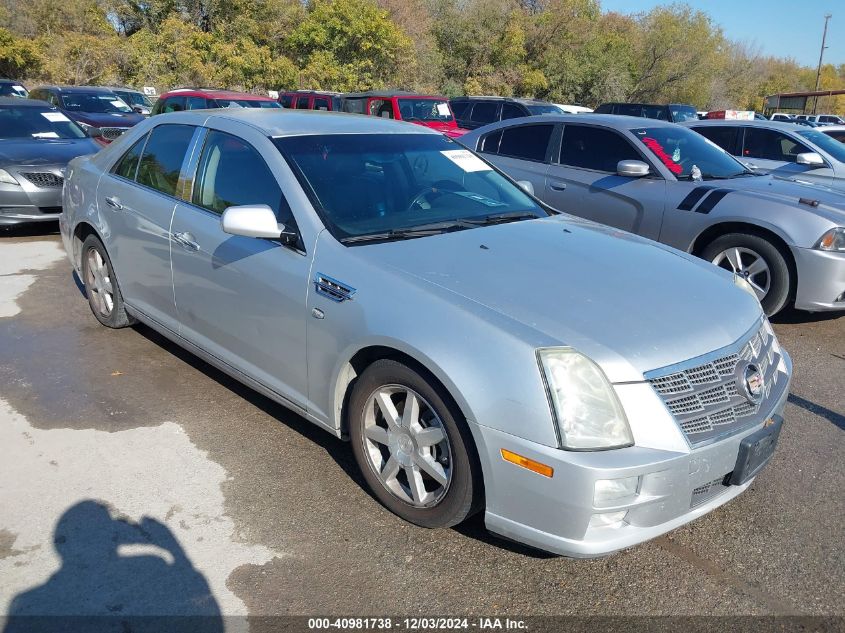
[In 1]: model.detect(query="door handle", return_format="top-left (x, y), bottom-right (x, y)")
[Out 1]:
top-left (172, 231), bottom-right (199, 251)
top-left (104, 196), bottom-right (123, 209)
top-left (548, 181), bottom-right (567, 191)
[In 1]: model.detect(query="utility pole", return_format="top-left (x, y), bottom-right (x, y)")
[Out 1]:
top-left (813, 14), bottom-right (832, 114)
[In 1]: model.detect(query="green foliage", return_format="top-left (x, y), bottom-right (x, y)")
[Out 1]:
top-left (0, 28), bottom-right (43, 79)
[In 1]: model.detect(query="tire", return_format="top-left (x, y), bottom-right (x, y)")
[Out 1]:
top-left (348, 359), bottom-right (482, 528)
top-left (701, 233), bottom-right (792, 317)
top-left (80, 234), bottom-right (135, 328)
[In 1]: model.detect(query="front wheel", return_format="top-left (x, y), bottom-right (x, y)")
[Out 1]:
top-left (348, 359), bottom-right (482, 528)
top-left (701, 233), bottom-right (792, 316)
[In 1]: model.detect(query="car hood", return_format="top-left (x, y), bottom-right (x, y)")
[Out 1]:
top-left (707, 174), bottom-right (845, 224)
top-left (358, 215), bottom-right (762, 382)
top-left (0, 138), bottom-right (101, 167)
top-left (67, 111), bottom-right (145, 128)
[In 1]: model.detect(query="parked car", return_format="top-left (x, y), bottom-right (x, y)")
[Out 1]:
top-left (797, 114), bottom-right (844, 126)
top-left (770, 113), bottom-right (796, 122)
top-left (0, 97), bottom-right (100, 225)
top-left (60, 108), bottom-right (790, 557)
top-left (593, 102), bottom-right (699, 123)
top-left (821, 125), bottom-right (845, 143)
top-left (151, 88), bottom-right (282, 115)
top-left (279, 90), bottom-right (342, 111)
top-left (554, 104), bottom-right (593, 114)
top-left (684, 119), bottom-right (845, 194)
top-left (28, 86), bottom-right (145, 144)
top-left (0, 79), bottom-right (28, 99)
top-left (460, 114), bottom-right (845, 315)
top-left (104, 86), bottom-right (155, 116)
top-left (341, 90), bottom-right (468, 138)
top-left (450, 96), bottom-right (562, 130)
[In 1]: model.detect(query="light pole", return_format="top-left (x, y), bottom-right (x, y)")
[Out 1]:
top-left (813, 14), bottom-right (832, 114)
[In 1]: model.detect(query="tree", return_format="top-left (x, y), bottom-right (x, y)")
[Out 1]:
top-left (0, 28), bottom-right (43, 79)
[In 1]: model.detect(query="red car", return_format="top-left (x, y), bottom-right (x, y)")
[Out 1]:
top-left (151, 88), bottom-right (282, 115)
top-left (341, 91), bottom-right (468, 138)
top-left (279, 90), bottom-right (342, 111)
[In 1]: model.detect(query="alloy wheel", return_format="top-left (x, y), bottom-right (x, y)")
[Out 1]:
top-left (361, 385), bottom-right (452, 507)
top-left (712, 247), bottom-right (770, 301)
top-left (85, 247), bottom-right (114, 317)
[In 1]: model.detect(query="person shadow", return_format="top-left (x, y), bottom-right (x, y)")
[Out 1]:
top-left (4, 500), bottom-right (224, 633)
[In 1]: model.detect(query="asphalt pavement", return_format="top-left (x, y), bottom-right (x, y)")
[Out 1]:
top-left (0, 228), bottom-right (843, 628)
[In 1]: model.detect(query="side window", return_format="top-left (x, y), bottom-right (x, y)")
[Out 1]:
top-left (279, 95), bottom-right (293, 108)
top-left (295, 97), bottom-right (311, 110)
top-left (617, 104), bottom-right (642, 117)
top-left (742, 128), bottom-right (810, 162)
top-left (312, 97), bottom-right (330, 111)
top-left (136, 124), bottom-right (195, 196)
top-left (501, 103), bottom-right (525, 120)
top-left (192, 130), bottom-right (293, 225)
top-left (450, 101), bottom-right (470, 119)
top-left (187, 97), bottom-right (207, 110)
top-left (559, 125), bottom-right (641, 172)
top-left (498, 124), bottom-right (554, 162)
top-left (470, 102), bottom-right (497, 125)
top-left (826, 130), bottom-right (845, 143)
top-left (594, 103), bottom-right (613, 114)
top-left (111, 133), bottom-right (148, 180)
top-left (478, 129), bottom-right (503, 154)
top-left (369, 99), bottom-right (393, 118)
top-left (694, 126), bottom-right (740, 155)
top-left (162, 97), bottom-right (186, 113)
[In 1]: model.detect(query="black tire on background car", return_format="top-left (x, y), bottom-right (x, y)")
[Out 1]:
top-left (80, 234), bottom-right (135, 329)
top-left (701, 232), bottom-right (792, 316)
top-left (348, 359), bottom-right (482, 528)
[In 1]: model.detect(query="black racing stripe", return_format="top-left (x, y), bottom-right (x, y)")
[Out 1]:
top-left (677, 186), bottom-right (715, 211)
top-left (694, 188), bottom-right (732, 214)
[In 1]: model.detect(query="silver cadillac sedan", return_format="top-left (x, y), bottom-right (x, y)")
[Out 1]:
top-left (60, 109), bottom-right (791, 557)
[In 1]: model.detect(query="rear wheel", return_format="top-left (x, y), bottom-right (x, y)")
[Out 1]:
top-left (348, 359), bottom-right (481, 528)
top-left (701, 233), bottom-right (791, 316)
top-left (80, 234), bottom-right (134, 328)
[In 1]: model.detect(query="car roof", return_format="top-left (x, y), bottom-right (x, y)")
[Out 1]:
top-left (161, 108), bottom-right (440, 136)
top-left (34, 85), bottom-right (117, 94)
top-left (282, 90), bottom-right (341, 96)
top-left (450, 96), bottom-right (554, 105)
top-left (0, 97), bottom-right (54, 107)
top-left (685, 119), bottom-right (808, 132)
top-left (599, 102), bottom-right (696, 107)
top-left (162, 88), bottom-right (274, 100)
top-left (342, 90), bottom-right (444, 99)
top-left (821, 125), bottom-right (845, 132)
top-left (102, 86), bottom-right (143, 93)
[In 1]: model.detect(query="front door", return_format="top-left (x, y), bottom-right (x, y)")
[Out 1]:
top-left (169, 128), bottom-right (311, 408)
top-left (544, 123), bottom-right (666, 239)
top-left (96, 124), bottom-right (196, 331)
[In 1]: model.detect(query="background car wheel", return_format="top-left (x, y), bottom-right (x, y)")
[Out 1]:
top-left (348, 359), bottom-right (482, 529)
top-left (80, 234), bottom-right (135, 329)
top-left (701, 233), bottom-right (791, 316)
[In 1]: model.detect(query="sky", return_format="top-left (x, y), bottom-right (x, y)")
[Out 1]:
top-left (600, 0), bottom-right (844, 68)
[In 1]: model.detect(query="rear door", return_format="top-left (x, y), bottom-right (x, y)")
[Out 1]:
top-left (545, 123), bottom-right (666, 239)
top-left (96, 123), bottom-right (197, 332)
top-left (169, 125), bottom-right (311, 408)
top-left (738, 126), bottom-right (829, 180)
top-left (475, 122), bottom-right (555, 197)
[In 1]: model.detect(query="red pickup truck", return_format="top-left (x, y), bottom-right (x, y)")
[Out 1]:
top-left (341, 91), bottom-right (469, 138)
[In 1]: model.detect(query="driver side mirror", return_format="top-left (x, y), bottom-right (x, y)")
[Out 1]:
top-left (796, 152), bottom-right (825, 167)
top-left (617, 160), bottom-right (650, 177)
top-left (517, 180), bottom-right (535, 196)
top-left (221, 204), bottom-right (296, 245)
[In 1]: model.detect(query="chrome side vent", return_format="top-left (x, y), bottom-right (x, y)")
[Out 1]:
top-left (314, 274), bottom-right (355, 302)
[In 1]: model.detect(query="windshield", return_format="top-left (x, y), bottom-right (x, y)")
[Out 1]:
top-left (526, 104), bottom-right (563, 115)
top-left (797, 129), bottom-right (845, 163)
top-left (115, 90), bottom-right (152, 108)
top-left (275, 134), bottom-right (546, 241)
top-left (0, 105), bottom-right (86, 139)
top-left (633, 126), bottom-right (748, 179)
top-left (0, 83), bottom-right (28, 98)
top-left (670, 105), bottom-right (699, 122)
top-left (397, 99), bottom-right (454, 123)
top-left (61, 93), bottom-right (133, 113)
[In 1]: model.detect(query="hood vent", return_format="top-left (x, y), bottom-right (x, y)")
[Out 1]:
top-left (314, 274), bottom-right (355, 302)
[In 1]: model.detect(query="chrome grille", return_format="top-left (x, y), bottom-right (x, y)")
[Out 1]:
top-left (646, 318), bottom-right (788, 446)
top-left (20, 172), bottom-right (63, 188)
top-left (99, 127), bottom-right (128, 141)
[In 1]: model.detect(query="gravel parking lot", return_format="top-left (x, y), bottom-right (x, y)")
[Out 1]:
top-left (0, 229), bottom-right (843, 626)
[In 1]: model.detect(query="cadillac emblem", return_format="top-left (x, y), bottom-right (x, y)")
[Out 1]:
top-left (736, 360), bottom-right (764, 404)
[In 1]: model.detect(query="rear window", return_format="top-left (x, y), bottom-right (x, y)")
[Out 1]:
top-left (693, 126), bottom-right (741, 155)
top-left (559, 125), bottom-right (640, 172)
top-left (136, 124), bottom-right (195, 196)
top-left (498, 124), bottom-right (554, 162)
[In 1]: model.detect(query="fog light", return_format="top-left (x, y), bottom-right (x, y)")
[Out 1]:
top-left (594, 476), bottom-right (639, 507)
top-left (588, 511), bottom-right (627, 529)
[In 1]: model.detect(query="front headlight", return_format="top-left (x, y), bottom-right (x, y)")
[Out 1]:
top-left (0, 168), bottom-right (20, 185)
top-left (538, 349), bottom-right (633, 450)
top-left (816, 228), bottom-right (845, 252)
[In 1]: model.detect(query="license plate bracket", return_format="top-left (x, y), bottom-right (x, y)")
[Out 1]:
top-left (728, 415), bottom-right (783, 486)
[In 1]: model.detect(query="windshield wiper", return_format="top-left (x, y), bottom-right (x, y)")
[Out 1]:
top-left (340, 220), bottom-right (473, 244)
top-left (457, 211), bottom-right (540, 225)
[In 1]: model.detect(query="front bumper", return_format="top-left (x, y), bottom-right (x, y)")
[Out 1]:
top-left (0, 172), bottom-right (63, 225)
top-left (473, 353), bottom-right (791, 558)
top-left (792, 246), bottom-right (845, 311)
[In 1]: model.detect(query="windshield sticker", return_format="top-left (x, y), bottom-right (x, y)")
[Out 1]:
top-left (41, 112), bottom-right (71, 123)
top-left (13, 85), bottom-right (25, 91)
top-left (32, 132), bottom-right (60, 139)
top-left (110, 100), bottom-right (127, 108)
top-left (640, 137), bottom-right (682, 175)
top-left (441, 149), bottom-right (491, 172)
top-left (672, 147), bottom-right (681, 162)
top-left (436, 103), bottom-right (451, 116)
top-left (453, 191), bottom-right (507, 206)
